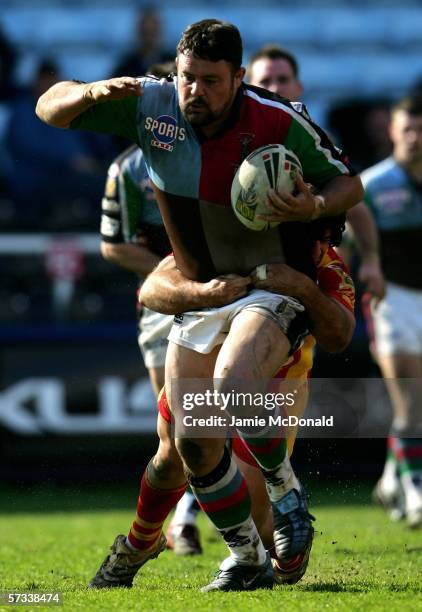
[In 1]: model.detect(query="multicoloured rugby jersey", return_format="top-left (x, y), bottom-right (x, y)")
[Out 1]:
top-left (361, 157), bottom-right (422, 289)
top-left (73, 77), bottom-right (352, 281)
top-left (275, 246), bottom-right (355, 380)
top-left (100, 144), bottom-right (170, 258)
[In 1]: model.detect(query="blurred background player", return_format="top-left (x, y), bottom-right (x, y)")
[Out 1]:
top-left (246, 44), bottom-right (303, 102)
top-left (348, 94), bottom-right (422, 528)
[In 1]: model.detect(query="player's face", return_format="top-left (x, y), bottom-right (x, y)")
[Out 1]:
top-left (248, 58), bottom-right (303, 101)
top-left (390, 110), bottom-right (422, 166)
top-left (177, 52), bottom-right (244, 130)
top-left (312, 229), bottom-right (331, 265)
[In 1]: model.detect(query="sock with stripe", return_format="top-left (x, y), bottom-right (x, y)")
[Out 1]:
top-left (126, 465), bottom-right (187, 552)
top-left (379, 436), bottom-right (401, 497)
top-left (189, 446), bottom-right (266, 566)
top-left (392, 436), bottom-right (422, 509)
top-left (238, 430), bottom-right (299, 502)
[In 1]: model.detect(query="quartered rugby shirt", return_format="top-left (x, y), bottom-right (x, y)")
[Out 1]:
top-left (72, 77), bottom-right (352, 281)
top-left (361, 157), bottom-right (422, 290)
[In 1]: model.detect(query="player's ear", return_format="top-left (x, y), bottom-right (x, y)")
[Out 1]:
top-left (235, 66), bottom-right (246, 86)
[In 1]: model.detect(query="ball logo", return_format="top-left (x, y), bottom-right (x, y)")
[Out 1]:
top-left (145, 115), bottom-right (186, 152)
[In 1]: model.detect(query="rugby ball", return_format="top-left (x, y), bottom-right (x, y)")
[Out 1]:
top-left (231, 144), bottom-right (302, 231)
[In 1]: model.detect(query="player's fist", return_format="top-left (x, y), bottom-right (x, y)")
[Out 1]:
top-left (204, 274), bottom-right (251, 307)
top-left (84, 77), bottom-right (143, 103)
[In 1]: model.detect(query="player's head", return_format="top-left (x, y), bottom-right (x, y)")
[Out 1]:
top-left (309, 214), bottom-right (346, 265)
top-left (176, 19), bottom-right (245, 127)
top-left (390, 94), bottom-right (422, 166)
top-left (246, 44), bottom-right (303, 101)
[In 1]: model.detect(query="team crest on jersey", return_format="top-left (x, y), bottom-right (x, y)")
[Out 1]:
top-left (145, 115), bottom-right (186, 152)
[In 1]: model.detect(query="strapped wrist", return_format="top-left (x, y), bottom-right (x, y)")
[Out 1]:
top-left (309, 194), bottom-right (327, 220)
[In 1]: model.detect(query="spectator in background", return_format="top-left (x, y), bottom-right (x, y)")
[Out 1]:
top-left (5, 59), bottom-right (109, 230)
top-left (113, 6), bottom-right (174, 78)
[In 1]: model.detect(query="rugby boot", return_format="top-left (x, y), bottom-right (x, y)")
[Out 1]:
top-left (372, 477), bottom-right (406, 522)
top-left (89, 533), bottom-right (166, 588)
top-left (200, 554), bottom-right (274, 592)
top-left (167, 523), bottom-right (202, 555)
top-left (271, 486), bottom-right (315, 584)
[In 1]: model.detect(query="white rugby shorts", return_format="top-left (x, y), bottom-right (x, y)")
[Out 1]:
top-left (371, 282), bottom-right (422, 357)
top-left (138, 307), bottom-right (173, 368)
top-left (168, 289), bottom-right (306, 354)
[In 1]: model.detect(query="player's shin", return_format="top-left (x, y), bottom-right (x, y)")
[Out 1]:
top-left (127, 461), bottom-right (187, 551)
top-left (189, 446), bottom-right (267, 566)
top-left (238, 428), bottom-right (299, 501)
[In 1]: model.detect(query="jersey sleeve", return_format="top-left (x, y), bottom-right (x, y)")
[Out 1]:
top-left (283, 108), bottom-right (353, 189)
top-left (317, 248), bottom-right (355, 313)
top-left (71, 96), bottom-right (139, 143)
top-left (100, 160), bottom-right (125, 244)
top-left (100, 148), bottom-right (146, 244)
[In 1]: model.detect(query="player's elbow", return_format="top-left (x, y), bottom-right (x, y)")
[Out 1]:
top-left (349, 175), bottom-right (365, 208)
top-left (35, 96), bottom-right (69, 129)
top-left (139, 276), bottom-right (173, 314)
top-left (101, 241), bottom-right (122, 264)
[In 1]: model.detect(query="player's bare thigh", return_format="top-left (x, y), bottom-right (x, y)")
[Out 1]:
top-left (214, 310), bottom-right (291, 382)
top-left (166, 342), bottom-right (226, 475)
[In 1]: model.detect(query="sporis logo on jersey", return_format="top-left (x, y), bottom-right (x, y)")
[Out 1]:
top-left (145, 115), bottom-right (186, 152)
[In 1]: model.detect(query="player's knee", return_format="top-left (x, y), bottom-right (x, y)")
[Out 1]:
top-left (151, 444), bottom-right (184, 484)
top-left (176, 437), bottom-right (221, 475)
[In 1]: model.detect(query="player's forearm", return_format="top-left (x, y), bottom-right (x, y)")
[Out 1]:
top-left (140, 269), bottom-right (209, 314)
top-left (101, 242), bottom-right (160, 277)
top-left (346, 200), bottom-right (380, 263)
top-left (297, 278), bottom-right (355, 352)
top-left (36, 81), bottom-right (95, 128)
top-left (318, 174), bottom-right (364, 217)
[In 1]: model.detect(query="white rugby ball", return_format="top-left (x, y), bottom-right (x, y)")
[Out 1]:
top-left (231, 144), bottom-right (302, 231)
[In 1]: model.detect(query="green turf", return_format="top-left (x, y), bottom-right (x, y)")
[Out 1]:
top-left (0, 483), bottom-right (421, 611)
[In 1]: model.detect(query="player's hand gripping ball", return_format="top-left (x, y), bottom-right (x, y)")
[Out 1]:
top-left (231, 144), bottom-right (302, 231)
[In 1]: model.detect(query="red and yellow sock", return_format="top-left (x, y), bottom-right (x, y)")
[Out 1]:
top-left (127, 470), bottom-right (187, 551)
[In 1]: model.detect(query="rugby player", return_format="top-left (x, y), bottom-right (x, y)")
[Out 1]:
top-left (348, 94), bottom-right (422, 529)
top-left (36, 19), bottom-right (363, 590)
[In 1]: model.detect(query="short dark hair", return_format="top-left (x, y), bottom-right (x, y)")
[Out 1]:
top-left (309, 213), bottom-right (346, 247)
top-left (392, 94), bottom-right (422, 117)
top-left (246, 44), bottom-right (299, 81)
top-left (177, 19), bottom-right (242, 70)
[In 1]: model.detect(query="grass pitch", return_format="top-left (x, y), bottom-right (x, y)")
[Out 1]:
top-left (0, 482), bottom-right (421, 611)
